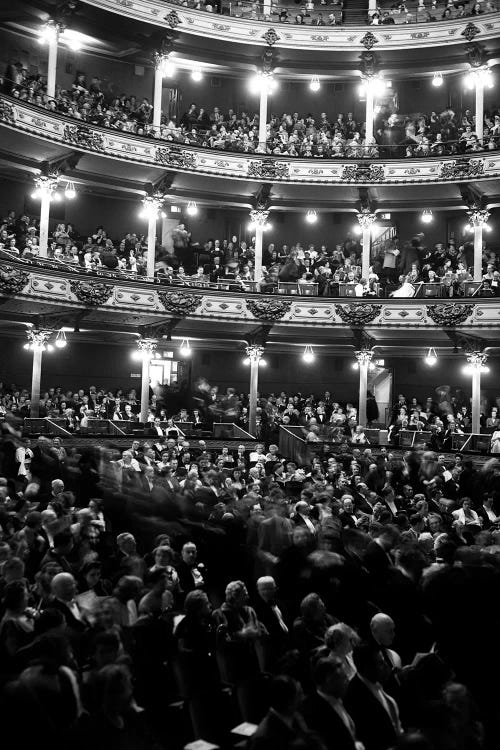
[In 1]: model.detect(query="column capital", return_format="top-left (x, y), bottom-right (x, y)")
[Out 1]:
top-left (354, 349), bottom-right (374, 366)
top-left (245, 344), bottom-right (265, 361)
top-left (357, 210), bottom-right (377, 230)
top-left (467, 207), bottom-right (490, 227)
top-left (34, 174), bottom-right (59, 196)
top-left (137, 337), bottom-right (158, 357)
top-left (26, 329), bottom-right (52, 351)
top-left (42, 19), bottom-right (63, 41)
top-left (249, 209), bottom-right (270, 228)
top-left (466, 350), bottom-right (488, 369)
top-left (142, 194), bottom-right (164, 218)
top-left (153, 52), bottom-right (167, 71)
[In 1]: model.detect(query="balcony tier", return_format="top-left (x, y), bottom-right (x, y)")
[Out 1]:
top-left (1, 257), bottom-right (500, 335)
top-left (79, 0), bottom-right (500, 51)
top-left (1, 96), bottom-right (499, 188)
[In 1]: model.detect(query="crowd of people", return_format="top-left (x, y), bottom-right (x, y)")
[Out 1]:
top-left (2, 206), bottom-right (499, 298)
top-left (3, 67), bottom-right (500, 158)
top-left (1, 375), bottom-right (500, 749)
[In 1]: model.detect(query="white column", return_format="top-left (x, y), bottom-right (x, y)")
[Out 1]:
top-left (246, 345), bottom-right (263, 436)
top-left (355, 349), bottom-right (373, 427)
top-left (468, 208), bottom-right (490, 282)
top-left (34, 176), bottom-right (58, 257)
top-left (27, 330), bottom-right (51, 418)
top-left (161, 215), bottom-right (177, 253)
top-left (263, 0), bottom-right (271, 15)
top-left (249, 209), bottom-right (269, 283)
top-left (46, 24), bottom-right (60, 99)
top-left (357, 211), bottom-right (377, 281)
top-left (368, 0), bottom-right (377, 11)
top-left (258, 83), bottom-right (268, 152)
top-left (475, 75), bottom-right (484, 145)
top-left (138, 338), bottom-right (157, 423)
top-left (153, 56), bottom-right (164, 133)
top-left (364, 78), bottom-right (375, 145)
top-left (142, 195), bottom-right (163, 277)
top-left (467, 352), bottom-right (487, 435)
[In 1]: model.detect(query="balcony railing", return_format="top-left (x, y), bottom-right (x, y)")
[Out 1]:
top-left (77, 0), bottom-right (500, 49)
top-left (1, 95), bottom-right (499, 186)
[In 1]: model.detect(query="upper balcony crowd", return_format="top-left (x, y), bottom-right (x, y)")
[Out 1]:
top-left (2, 207), bottom-right (499, 299)
top-left (167, 0), bottom-right (497, 25)
top-left (3, 68), bottom-right (500, 159)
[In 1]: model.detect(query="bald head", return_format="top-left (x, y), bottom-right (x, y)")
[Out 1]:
top-left (51, 572), bottom-right (77, 601)
top-left (370, 613), bottom-right (395, 647)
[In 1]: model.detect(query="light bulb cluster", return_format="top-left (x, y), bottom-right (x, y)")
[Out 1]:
top-left (38, 21), bottom-right (85, 52)
top-left (359, 75), bottom-right (389, 97)
top-left (249, 71), bottom-right (277, 95)
top-left (432, 72), bottom-right (443, 88)
top-left (424, 347), bottom-right (438, 366)
top-left (186, 201), bottom-right (198, 217)
top-left (31, 177), bottom-right (76, 203)
top-left (309, 76), bottom-right (321, 93)
top-left (421, 209), bottom-right (433, 224)
top-left (464, 66), bottom-right (494, 90)
top-left (139, 195), bottom-right (164, 220)
top-left (305, 210), bottom-right (318, 225)
top-left (23, 328), bottom-right (67, 352)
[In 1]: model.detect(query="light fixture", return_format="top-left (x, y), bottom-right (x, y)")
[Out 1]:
top-left (353, 224), bottom-right (363, 235)
top-left (38, 21), bottom-right (58, 44)
top-left (186, 201), bottom-right (198, 216)
top-left (243, 357), bottom-right (250, 365)
top-left (249, 70), bottom-right (276, 95)
top-left (421, 209), bottom-right (433, 224)
top-left (305, 209), bottom-right (318, 224)
top-left (432, 72), bottom-right (443, 87)
top-left (191, 68), bottom-right (203, 82)
top-left (55, 329), bottom-right (67, 348)
top-left (259, 358), bottom-right (267, 367)
top-left (464, 66), bottom-right (494, 90)
top-left (302, 345), bottom-right (315, 363)
top-left (179, 339), bottom-right (192, 357)
top-left (64, 180), bottom-right (76, 200)
top-left (161, 57), bottom-right (176, 77)
top-left (52, 192), bottom-right (63, 202)
top-left (424, 347), bottom-right (438, 366)
top-left (309, 76), bottom-right (320, 93)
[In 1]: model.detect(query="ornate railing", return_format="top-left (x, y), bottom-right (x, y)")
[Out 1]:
top-left (78, 0), bottom-right (500, 50)
top-left (1, 96), bottom-right (498, 186)
top-left (1, 256), bottom-right (498, 329)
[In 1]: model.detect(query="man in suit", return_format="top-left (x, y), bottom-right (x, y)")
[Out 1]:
top-left (401, 513), bottom-right (425, 543)
top-left (51, 571), bottom-right (88, 634)
top-left (344, 644), bottom-right (402, 750)
top-left (302, 656), bottom-right (360, 750)
top-left (253, 576), bottom-right (291, 670)
top-left (363, 526), bottom-right (400, 575)
top-left (251, 676), bottom-right (307, 750)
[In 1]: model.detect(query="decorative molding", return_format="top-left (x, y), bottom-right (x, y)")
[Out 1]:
top-left (426, 303), bottom-right (474, 326)
top-left (69, 280), bottom-right (113, 305)
top-left (461, 21), bottom-right (481, 40)
top-left (156, 145), bottom-right (197, 169)
top-left (0, 99), bottom-right (15, 125)
top-left (262, 27), bottom-right (280, 46)
top-left (0, 265), bottom-right (29, 294)
top-left (63, 124), bottom-right (104, 151)
top-left (360, 31), bottom-right (379, 50)
top-left (246, 298), bottom-right (292, 320)
top-left (158, 290), bottom-right (201, 315)
top-left (335, 303), bottom-right (382, 325)
top-left (76, 1), bottom-right (500, 51)
top-left (439, 157), bottom-right (485, 179)
top-left (341, 163), bottom-right (386, 182)
top-left (164, 9), bottom-right (181, 27)
top-left (247, 159), bottom-right (290, 180)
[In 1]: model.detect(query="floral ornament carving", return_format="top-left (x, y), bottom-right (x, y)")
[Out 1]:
top-left (341, 163), bottom-right (385, 182)
top-left (63, 124), bottom-right (104, 151)
top-left (69, 280), bottom-right (113, 305)
top-left (426, 303), bottom-right (474, 326)
top-left (360, 31), bottom-right (378, 50)
top-left (164, 10), bottom-right (181, 28)
top-left (335, 303), bottom-right (382, 325)
top-left (262, 28), bottom-right (280, 46)
top-left (0, 100), bottom-right (15, 124)
top-left (155, 146), bottom-right (197, 170)
top-left (158, 291), bottom-right (201, 316)
top-left (461, 22), bottom-right (481, 41)
top-left (439, 158), bottom-right (484, 179)
top-left (0, 266), bottom-right (29, 294)
top-left (246, 299), bottom-right (292, 321)
top-left (247, 159), bottom-right (290, 180)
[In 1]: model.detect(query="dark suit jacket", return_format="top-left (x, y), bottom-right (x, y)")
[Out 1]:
top-left (253, 596), bottom-right (291, 660)
top-left (344, 675), bottom-right (398, 750)
top-left (302, 692), bottom-right (357, 750)
top-left (363, 540), bottom-right (393, 575)
top-left (251, 710), bottom-right (308, 750)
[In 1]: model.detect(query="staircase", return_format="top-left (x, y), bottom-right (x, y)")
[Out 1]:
top-left (372, 225), bottom-right (397, 254)
top-left (342, 0), bottom-right (368, 25)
